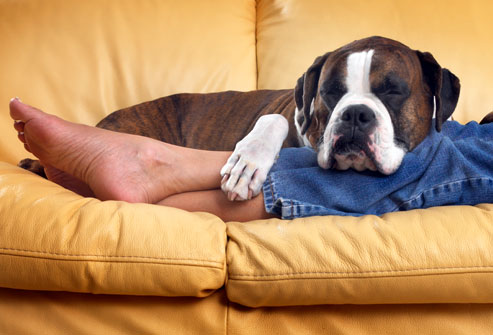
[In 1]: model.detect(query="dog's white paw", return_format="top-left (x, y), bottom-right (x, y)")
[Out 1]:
top-left (220, 114), bottom-right (288, 201)
top-left (220, 140), bottom-right (274, 201)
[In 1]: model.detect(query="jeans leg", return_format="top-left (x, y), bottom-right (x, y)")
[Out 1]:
top-left (263, 121), bottom-right (493, 219)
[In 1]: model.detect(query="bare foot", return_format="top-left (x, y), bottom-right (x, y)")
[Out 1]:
top-left (9, 98), bottom-right (229, 203)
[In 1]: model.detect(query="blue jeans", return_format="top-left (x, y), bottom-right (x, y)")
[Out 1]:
top-left (262, 120), bottom-right (493, 219)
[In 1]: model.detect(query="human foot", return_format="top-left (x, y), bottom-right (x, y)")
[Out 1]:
top-left (10, 98), bottom-right (192, 203)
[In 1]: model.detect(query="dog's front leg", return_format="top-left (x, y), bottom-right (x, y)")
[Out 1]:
top-left (220, 114), bottom-right (289, 201)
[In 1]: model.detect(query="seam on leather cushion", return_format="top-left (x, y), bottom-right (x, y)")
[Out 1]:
top-left (229, 265), bottom-right (493, 280)
top-left (0, 247), bottom-right (224, 268)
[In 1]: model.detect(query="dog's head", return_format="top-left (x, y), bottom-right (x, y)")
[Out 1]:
top-left (294, 36), bottom-right (460, 174)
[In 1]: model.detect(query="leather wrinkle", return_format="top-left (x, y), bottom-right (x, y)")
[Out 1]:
top-left (0, 247), bottom-right (223, 267)
top-left (229, 265), bottom-right (493, 279)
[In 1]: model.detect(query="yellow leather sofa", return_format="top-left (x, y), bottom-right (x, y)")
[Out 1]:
top-left (1, 0), bottom-right (493, 333)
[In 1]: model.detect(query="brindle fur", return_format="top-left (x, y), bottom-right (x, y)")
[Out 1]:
top-left (96, 90), bottom-right (299, 151)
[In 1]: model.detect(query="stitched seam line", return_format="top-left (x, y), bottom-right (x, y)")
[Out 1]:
top-left (266, 174), bottom-right (282, 216)
top-left (2, 256), bottom-right (224, 269)
top-left (229, 265), bottom-right (493, 279)
top-left (268, 174), bottom-right (275, 203)
top-left (282, 203), bottom-right (334, 209)
top-left (0, 252), bottom-right (223, 269)
top-left (0, 247), bottom-right (223, 266)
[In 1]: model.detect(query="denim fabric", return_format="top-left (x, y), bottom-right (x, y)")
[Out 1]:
top-left (262, 120), bottom-right (493, 219)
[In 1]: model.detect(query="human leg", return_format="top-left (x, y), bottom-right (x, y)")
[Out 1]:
top-left (159, 190), bottom-right (275, 222)
top-left (9, 99), bottom-right (274, 221)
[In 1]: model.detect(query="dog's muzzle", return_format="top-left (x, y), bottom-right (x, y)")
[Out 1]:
top-left (318, 99), bottom-right (406, 175)
top-left (330, 104), bottom-right (379, 172)
top-left (339, 104), bottom-right (377, 134)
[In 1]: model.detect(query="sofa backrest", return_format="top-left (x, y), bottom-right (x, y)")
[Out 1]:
top-left (1, 0), bottom-right (492, 163)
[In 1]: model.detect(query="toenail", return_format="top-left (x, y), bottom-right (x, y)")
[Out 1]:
top-left (14, 120), bottom-right (22, 124)
top-left (18, 132), bottom-right (24, 135)
top-left (10, 97), bottom-right (21, 102)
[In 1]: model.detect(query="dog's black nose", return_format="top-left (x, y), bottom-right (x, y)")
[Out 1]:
top-left (341, 105), bottom-right (376, 132)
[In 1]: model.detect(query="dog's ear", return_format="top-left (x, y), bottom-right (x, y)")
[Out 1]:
top-left (294, 52), bottom-right (331, 134)
top-left (416, 51), bottom-right (461, 132)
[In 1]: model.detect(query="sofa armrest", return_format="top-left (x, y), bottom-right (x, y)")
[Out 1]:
top-left (0, 162), bottom-right (226, 297)
top-left (226, 204), bottom-right (493, 307)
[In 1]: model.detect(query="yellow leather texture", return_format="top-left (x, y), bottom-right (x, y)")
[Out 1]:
top-left (227, 205), bottom-right (493, 307)
top-left (228, 302), bottom-right (493, 334)
top-left (256, 0), bottom-right (493, 124)
top-left (0, 0), bottom-right (256, 163)
top-left (2, 287), bottom-right (493, 335)
top-left (0, 163), bottom-right (226, 297)
top-left (0, 288), bottom-right (228, 335)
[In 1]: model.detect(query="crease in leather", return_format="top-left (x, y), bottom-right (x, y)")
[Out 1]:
top-left (0, 259), bottom-right (224, 272)
top-left (0, 248), bottom-right (224, 268)
top-left (229, 265), bottom-right (493, 280)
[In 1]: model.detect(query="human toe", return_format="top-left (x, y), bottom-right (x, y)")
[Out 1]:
top-left (14, 120), bottom-right (25, 132)
top-left (9, 98), bottom-right (44, 122)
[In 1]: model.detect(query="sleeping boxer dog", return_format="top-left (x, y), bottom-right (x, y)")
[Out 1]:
top-left (20, 36), bottom-right (464, 201)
